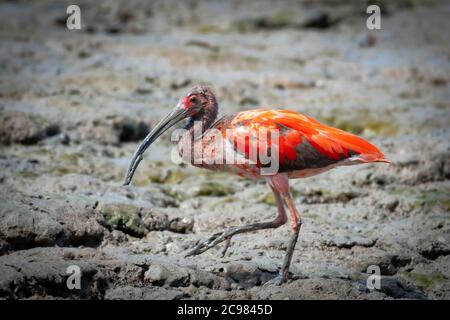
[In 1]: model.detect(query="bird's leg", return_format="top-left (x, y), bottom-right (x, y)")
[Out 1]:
top-left (264, 174), bottom-right (302, 286)
top-left (185, 184), bottom-right (288, 258)
top-left (220, 237), bottom-right (232, 257)
top-left (278, 194), bottom-right (302, 283)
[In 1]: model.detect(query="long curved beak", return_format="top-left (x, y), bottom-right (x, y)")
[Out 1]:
top-left (123, 106), bottom-right (188, 185)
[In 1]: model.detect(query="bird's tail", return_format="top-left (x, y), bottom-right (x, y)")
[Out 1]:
top-left (356, 153), bottom-right (391, 164)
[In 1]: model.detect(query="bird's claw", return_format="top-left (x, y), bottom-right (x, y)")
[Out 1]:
top-left (262, 274), bottom-right (287, 287)
top-left (185, 227), bottom-right (237, 257)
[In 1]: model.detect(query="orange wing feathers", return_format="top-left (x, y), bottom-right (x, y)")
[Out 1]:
top-left (229, 109), bottom-right (389, 165)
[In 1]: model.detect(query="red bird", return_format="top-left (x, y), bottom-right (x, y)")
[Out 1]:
top-left (124, 85), bottom-right (389, 285)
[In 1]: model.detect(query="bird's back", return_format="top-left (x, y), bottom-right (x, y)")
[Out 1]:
top-left (210, 109), bottom-right (389, 178)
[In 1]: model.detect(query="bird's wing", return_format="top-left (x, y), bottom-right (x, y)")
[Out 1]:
top-left (225, 109), bottom-right (388, 171)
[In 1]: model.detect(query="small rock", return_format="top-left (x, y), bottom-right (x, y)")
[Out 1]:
top-left (100, 203), bottom-right (148, 237)
top-left (379, 277), bottom-right (427, 299)
top-left (100, 203), bottom-right (170, 237)
top-left (111, 230), bottom-right (128, 243)
top-left (144, 262), bottom-right (190, 287)
top-left (169, 217), bottom-right (194, 234)
top-left (142, 209), bottom-right (170, 231)
top-left (418, 239), bottom-right (450, 261)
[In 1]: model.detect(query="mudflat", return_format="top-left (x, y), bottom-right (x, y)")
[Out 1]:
top-left (0, 0), bottom-right (449, 299)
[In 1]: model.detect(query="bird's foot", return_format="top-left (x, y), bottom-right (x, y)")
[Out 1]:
top-left (262, 270), bottom-right (289, 287)
top-left (185, 227), bottom-right (238, 257)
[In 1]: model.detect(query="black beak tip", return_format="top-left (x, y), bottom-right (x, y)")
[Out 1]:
top-left (122, 175), bottom-right (132, 186)
top-left (123, 156), bottom-right (142, 186)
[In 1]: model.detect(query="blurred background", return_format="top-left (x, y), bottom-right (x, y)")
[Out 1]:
top-left (0, 0), bottom-right (449, 299)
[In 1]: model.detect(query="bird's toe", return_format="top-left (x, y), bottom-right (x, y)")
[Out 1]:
top-left (262, 273), bottom-right (288, 287)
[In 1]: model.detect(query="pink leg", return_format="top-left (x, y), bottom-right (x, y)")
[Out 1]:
top-left (266, 173), bottom-right (302, 285)
top-left (269, 173), bottom-right (300, 230)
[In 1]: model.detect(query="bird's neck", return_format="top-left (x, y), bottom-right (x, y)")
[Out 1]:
top-left (178, 95), bottom-right (218, 164)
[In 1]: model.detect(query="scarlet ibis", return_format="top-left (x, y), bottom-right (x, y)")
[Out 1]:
top-left (124, 85), bottom-right (389, 285)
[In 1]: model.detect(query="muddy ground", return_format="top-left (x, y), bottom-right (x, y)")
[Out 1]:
top-left (0, 0), bottom-right (449, 300)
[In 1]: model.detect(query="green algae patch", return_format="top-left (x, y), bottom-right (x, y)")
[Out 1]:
top-left (58, 152), bottom-right (85, 165)
top-left (303, 211), bottom-right (320, 220)
top-left (163, 169), bottom-right (190, 184)
top-left (132, 167), bottom-right (189, 187)
top-left (50, 152), bottom-right (86, 176)
top-left (207, 196), bottom-right (237, 210)
top-left (318, 112), bottom-right (398, 137)
top-left (17, 171), bottom-right (40, 179)
top-left (51, 152), bottom-right (93, 175)
top-left (159, 186), bottom-right (185, 203)
top-left (413, 189), bottom-right (450, 211)
top-left (257, 188), bottom-right (301, 206)
top-left (197, 25), bottom-right (229, 34)
top-left (391, 186), bottom-right (450, 211)
top-left (100, 203), bottom-right (148, 237)
top-left (49, 151), bottom-right (122, 181)
top-left (52, 166), bottom-right (74, 176)
top-left (258, 192), bottom-right (276, 206)
top-left (399, 272), bottom-right (447, 290)
top-left (194, 182), bottom-right (236, 197)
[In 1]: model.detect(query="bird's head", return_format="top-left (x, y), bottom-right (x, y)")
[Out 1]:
top-left (178, 85), bottom-right (214, 118)
top-left (123, 85), bottom-right (217, 186)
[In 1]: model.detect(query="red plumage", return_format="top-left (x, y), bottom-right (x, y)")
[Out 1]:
top-left (220, 109), bottom-right (388, 177)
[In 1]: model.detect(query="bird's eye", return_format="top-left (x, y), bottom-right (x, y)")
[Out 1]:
top-left (189, 96), bottom-right (197, 104)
